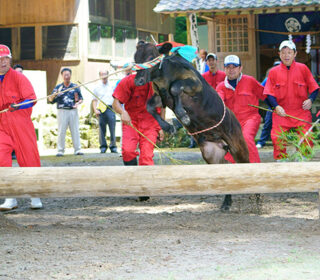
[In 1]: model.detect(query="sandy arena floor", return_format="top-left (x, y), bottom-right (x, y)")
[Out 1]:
top-left (1, 148), bottom-right (320, 280)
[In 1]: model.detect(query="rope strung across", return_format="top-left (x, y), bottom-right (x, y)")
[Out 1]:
top-left (0, 56), bottom-right (165, 114)
top-left (0, 66), bottom-right (132, 114)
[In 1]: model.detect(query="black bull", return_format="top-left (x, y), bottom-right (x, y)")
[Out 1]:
top-left (134, 42), bottom-right (250, 210)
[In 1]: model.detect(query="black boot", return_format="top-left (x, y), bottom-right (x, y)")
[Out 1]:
top-left (220, 194), bottom-right (232, 211)
top-left (123, 158), bottom-right (137, 166)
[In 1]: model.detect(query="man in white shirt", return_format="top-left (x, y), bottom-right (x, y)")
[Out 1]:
top-left (92, 70), bottom-right (117, 153)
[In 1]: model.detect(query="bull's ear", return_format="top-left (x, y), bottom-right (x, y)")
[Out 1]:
top-left (158, 43), bottom-right (172, 55)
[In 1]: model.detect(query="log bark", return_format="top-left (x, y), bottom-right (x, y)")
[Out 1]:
top-left (0, 162), bottom-right (319, 198)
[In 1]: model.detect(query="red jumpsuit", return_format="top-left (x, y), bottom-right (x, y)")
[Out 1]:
top-left (113, 74), bottom-right (160, 165)
top-left (216, 75), bottom-right (265, 163)
top-left (202, 70), bottom-right (226, 89)
top-left (0, 68), bottom-right (40, 167)
top-left (264, 61), bottom-right (320, 160)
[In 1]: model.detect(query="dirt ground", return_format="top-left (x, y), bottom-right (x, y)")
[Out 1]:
top-left (1, 148), bottom-right (320, 280)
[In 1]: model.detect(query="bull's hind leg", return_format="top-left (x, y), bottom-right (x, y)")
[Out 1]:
top-left (221, 195), bottom-right (232, 212)
top-left (199, 141), bottom-right (233, 211)
top-left (220, 138), bottom-right (249, 211)
top-left (199, 141), bottom-right (227, 164)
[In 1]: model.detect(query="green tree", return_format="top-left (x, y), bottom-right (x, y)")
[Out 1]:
top-left (175, 17), bottom-right (187, 44)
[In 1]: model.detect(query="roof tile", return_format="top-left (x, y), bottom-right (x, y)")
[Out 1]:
top-left (154, 0), bottom-right (320, 13)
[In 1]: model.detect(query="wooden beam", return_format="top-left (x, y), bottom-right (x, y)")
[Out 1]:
top-left (1, 163), bottom-right (320, 198)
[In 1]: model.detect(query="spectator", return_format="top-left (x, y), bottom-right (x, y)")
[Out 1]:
top-left (264, 40), bottom-right (319, 161)
top-left (48, 68), bottom-right (84, 157)
top-left (13, 64), bottom-right (23, 73)
top-left (198, 49), bottom-right (209, 74)
top-left (0, 45), bottom-right (42, 211)
top-left (202, 53), bottom-right (226, 91)
top-left (216, 55), bottom-right (265, 163)
top-left (92, 70), bottom-right (117, 153)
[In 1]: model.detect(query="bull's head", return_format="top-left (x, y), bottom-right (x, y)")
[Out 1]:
top-left (134, 41), bottom-right (172, 86)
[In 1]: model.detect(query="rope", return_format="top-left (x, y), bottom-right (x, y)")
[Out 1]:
top-left (248, 104), bottom-right (313, 125)
top-left (131, 55), bottom-right (164, 71)
top-left (81, 82), bottom-right (191, 165)
top-left (0, 66), bottom-right (131, 114)
top-left (187, 97), bottom-right (226, 136)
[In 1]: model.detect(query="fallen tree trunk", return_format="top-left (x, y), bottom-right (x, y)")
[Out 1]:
top-left (0, 162), bottom-right (319, 198)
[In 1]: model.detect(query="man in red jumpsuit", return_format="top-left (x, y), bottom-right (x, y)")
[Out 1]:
top-left (216, 55), bottom-right (265, 163)
top-left (202, 53), bottom-right (226, 90)
top-left (0, 44), bottom-right (42, 211)
top-left (264, 40), bottom-right (319, 160)
top-left (113, 73), bottom-right (164, 166)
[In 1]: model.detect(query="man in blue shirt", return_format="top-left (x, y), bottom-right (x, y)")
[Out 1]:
top-left (49, 68), bottom-right (84, 156)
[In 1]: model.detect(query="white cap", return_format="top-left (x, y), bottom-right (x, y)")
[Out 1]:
top-left (206, 53), bottom-right (217, 61)
top-left (224, 55), bottom-right (241, 67)
top-left (279, 40), bottom-right (296, 51)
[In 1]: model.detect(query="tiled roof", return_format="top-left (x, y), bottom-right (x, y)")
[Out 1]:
top-left (154, 0), bottom-right (320, 13)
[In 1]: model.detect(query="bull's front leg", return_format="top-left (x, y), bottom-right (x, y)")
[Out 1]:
top-left (147, 94), bottom-right (175, 133)
top-left (170, 79), bottom-right (200, 126)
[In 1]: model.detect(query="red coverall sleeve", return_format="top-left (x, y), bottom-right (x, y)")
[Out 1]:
top-left (263, 71), bottom-right (275, 97)
top-left (252, 78), bottom-right (265, 100)
top-left (112, 76), bottom-right (133, 104)
top-left (216, 83), bottom-right (226, 101)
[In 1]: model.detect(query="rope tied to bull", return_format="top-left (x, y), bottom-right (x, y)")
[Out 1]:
top-left (187, 97), bottom-right (226, 136)
top-left (131, 55), bottom-right (164, 71)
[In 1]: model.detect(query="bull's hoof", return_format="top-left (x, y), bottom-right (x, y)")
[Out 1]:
top-left (220, 195), bottom-right (232, 212)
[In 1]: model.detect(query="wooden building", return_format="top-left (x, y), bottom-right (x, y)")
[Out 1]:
top-left (0, 0), bottom-right (175, 95)
top-left (154, 0), bottom-right (320, 83)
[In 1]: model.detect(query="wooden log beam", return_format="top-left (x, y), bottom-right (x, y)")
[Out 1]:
top-left (0, 162), bottom-right (320, 198)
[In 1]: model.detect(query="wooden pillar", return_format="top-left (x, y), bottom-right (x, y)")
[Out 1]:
top-left (11, 27), bottom-right (20, 60)
top-left (186, 16), bottom-right (191, 45)
top-left (35, 25), bottom-right (42, 60)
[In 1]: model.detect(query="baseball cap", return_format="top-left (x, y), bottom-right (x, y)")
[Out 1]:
top-left (0, 44), bottom-right (12, 58)
top-left (224, 55), bottom-right (241, 67)
top-left (206, 53), bottom-right (217, 61)
top-left (279, 40), bottom-right (296, 51)
top-left (273, 61), bottom-right (281, 66)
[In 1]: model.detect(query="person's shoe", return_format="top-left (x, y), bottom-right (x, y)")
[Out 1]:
top-left (256, 143), bottom-right (263, 149)
top-left (110, 147), bottom-right (118, 153)
top-left (30, 198), bottom-right (43, 209)
top-left (100, 147), bottom-right (107, 153)
top-left (137, 196), bottom-right (150, 202)
top-left (56, 152), bottom-right (64, 157)
top-left (0, 198), bottom-right (18, 211)
top-left (75, 151), bottom-right (84, 155)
